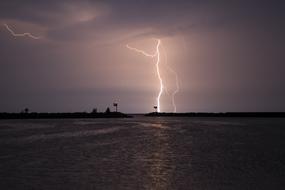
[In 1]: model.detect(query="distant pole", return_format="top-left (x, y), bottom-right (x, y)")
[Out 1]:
top-left (113, 102), bottom-right (118, 112)
top-left (154, 106), bottom-right (158, 113)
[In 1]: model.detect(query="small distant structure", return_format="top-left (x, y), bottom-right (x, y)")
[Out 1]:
top-left (105, 107), bottom-right (111, 114)
top-left (92, 108), bottom-right (97, 114)
top-left (113, 102), bottom-right (118, 112)
top-left (153, 106), bottom-right (158, 113)
top-left (22, 108), bottom-right (29, 114)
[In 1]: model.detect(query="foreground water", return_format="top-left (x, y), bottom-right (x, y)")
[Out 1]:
top-left (0, 117), bottom-right (284, 190)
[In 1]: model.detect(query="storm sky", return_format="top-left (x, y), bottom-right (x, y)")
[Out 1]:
top-left (0, 0), bottom-right (284, 113)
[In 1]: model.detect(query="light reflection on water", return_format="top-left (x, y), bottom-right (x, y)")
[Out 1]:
top-left (0, 117), bottom-right (285, 189)
top-left (141, 119), bottom-right (174, 190)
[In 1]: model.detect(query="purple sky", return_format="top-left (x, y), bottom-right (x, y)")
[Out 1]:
top-left (0, 0), bottom-right (284, 113)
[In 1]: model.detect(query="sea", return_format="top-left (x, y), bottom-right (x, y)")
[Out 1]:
top-left (0, 116), bottom-right (284, 190)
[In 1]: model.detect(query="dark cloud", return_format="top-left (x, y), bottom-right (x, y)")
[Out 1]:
top-left (1, 0), bottom-right (284, 41)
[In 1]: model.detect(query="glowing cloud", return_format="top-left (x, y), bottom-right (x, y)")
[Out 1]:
top-left (3, 23), bottom-right (41, 39)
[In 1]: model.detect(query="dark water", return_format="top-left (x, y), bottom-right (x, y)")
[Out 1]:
top-left (0, 117), bottom-right (285, 190)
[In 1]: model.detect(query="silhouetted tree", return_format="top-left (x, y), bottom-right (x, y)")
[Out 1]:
top-left (92, 108), bottom-right (97, 114)
top-left (24, 108), bottom-right (29, 114)
top-left (105, 107), bottom-right (111, 114)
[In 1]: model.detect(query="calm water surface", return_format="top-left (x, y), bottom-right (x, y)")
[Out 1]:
top-left (0, 117), bottom-right (285, 189)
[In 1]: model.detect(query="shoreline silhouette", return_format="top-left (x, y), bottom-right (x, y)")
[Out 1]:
top-left (0, 111), bottom-right (132, 119)
top-left (145, 112), bottom-right (285, 118)
top-left (1, 111), bottom-right (285, 119)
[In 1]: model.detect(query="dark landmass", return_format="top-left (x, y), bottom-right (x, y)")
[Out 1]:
top-left (0, 112), bottom-right (132, 119)
top-left (2, 112), bottom-right (285, 119)
top-left (145, 112), bottom-right (285, 118)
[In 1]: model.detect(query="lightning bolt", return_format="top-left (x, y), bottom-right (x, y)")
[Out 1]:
top-left (127, 39), bottom-right (164, 112)
top-left (3, 23), bottom-right (41, 39)
top-left (161, 44), bottom-right (180, 113)
top-left (171, 72), bottom-right (179, 112)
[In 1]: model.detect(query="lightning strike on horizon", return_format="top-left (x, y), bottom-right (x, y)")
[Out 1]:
top-left (3, 23), bottom-right (41, 39)
top-left (161, 44), bottom-right (180, 113)
top-left (126, 39), bottom-right (164, 112)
